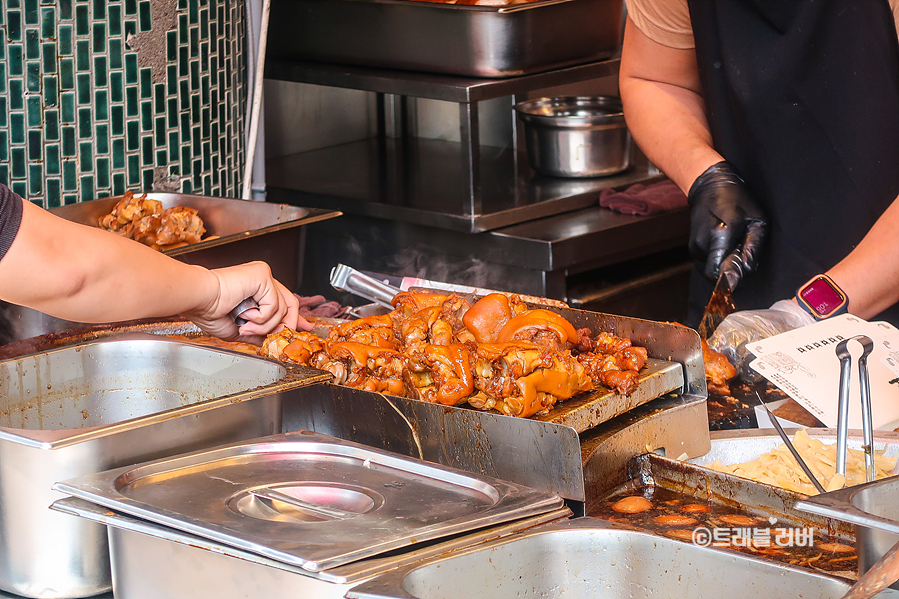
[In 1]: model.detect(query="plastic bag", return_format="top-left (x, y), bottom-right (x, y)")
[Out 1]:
top-left (708, 299), bottom-right (815, 382)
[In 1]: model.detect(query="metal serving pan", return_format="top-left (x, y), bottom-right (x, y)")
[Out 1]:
top-left (54, 431), bottom-right (563, 572)
top-left (0, 194), bottom-right (341, 345)
top-left (647, 429), bottom-right (899, 526)
top-left (347, 517), bottom-right (889, 599)
top-left (586, 430), bottom-right (899, 531)
top-left (268, 0), bottom-right (623, 78)
top-left (0, 311), bottom-right (704, 506)
top-left (51, 497), bottom-right (570, 599)
top-left (0, 334), bottom-right (329, 599)
top-left (54, 430), bottom-right (565, 573)
top-left (797, 475), bottom-right (899, 589)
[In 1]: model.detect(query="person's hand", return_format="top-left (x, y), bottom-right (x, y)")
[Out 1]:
top-left (708, 299), bottom-right (815, 381)
top-left (181, 261), bottom-right (310, 343)
top-left (688, 161), bottom-right (768, 280)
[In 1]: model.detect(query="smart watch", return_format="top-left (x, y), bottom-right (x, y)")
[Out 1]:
top-left (796, 274), bottom-right (849, 321)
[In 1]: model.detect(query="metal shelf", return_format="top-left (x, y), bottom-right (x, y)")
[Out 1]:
top-left (265, 58), bottom-right (631, 232)
top-left (266, 137), bottom-right (657, 233)
top-left (266, 58), bottom-right (621, 104)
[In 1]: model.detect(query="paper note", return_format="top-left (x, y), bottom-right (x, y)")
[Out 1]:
top-left (747, 314), bottom-right (899, 430)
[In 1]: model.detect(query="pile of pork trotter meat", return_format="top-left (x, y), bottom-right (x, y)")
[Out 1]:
top-left (260, 290), bottom-right (648, 418)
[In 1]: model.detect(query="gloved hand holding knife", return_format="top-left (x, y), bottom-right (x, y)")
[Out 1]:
top-left (688, 160), bottom-right (767, 284)
top-left (689, 161), bottom-right (814, 378)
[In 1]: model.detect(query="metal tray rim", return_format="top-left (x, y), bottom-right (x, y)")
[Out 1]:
top-left (0, 333), bottom-right (331, 449)
top-left (48, 193), bottom-right (342, 256)
top-left (796, 474), bottom-right (899, 535)
top-left (345, 515), bottom-right (861, 599)
top-left (50, 496), bottom-right (573, 584)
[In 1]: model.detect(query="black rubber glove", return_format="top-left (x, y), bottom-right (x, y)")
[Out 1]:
top-left (687, 161), bottom-right (768, 281)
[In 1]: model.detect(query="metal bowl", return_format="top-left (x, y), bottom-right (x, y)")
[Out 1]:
top-left (514, 95), bottom-right (631, 178)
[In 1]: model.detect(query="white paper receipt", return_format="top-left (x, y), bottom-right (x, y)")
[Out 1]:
top-left (748, 314), bottom-right (899, 430)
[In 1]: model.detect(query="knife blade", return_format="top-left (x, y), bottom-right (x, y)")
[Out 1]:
top-left (697, 248), bottom-right (745, 339)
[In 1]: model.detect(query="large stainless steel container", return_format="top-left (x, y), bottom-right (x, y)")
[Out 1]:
top-left (0, 334), bottom-right (329, 599)
top-left (798, 474), bottom-right (899, 590)
top-left (268, 0), bottom-right (623, 78)
top-left (515, 96), bottom-right (632, 178)
top-left (348, 517), bottom-right (885, 599)
top-left (0, 194), bottom-right (341, 345)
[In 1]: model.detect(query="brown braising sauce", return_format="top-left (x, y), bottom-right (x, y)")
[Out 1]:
top-left (589, 487), bottom-right (858, 576)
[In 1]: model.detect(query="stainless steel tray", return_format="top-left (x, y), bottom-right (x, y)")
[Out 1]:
top-left (690, 429), bottom-right (899, 471)
top-left (50, 193), bottom-right (341, 257)
top-left (0, 194), bottom-right (341, 345)
top-left (0, 333), bottom-right (329, 599)
top-left (797, 474), bottom-right (899, 586)
top-left (583, 429), bottom-right (899, 537)
top-left (54, 430), bottom-right (565, 573)
top-left (268, 0), bottom-right (623, 78)
top-left (51, 497), bottom-right (570, 597)
top-left (281, 308), bottom-right (706, 503)
top-left (348, 517), bottom-right (888, 599)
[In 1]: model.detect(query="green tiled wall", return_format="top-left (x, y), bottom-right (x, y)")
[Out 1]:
top-left (0, 0), bottom-right (246, 207)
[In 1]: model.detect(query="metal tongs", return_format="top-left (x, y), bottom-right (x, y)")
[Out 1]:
top-left (329, 264), bottom-right (400, 310)
top-left (757, 334), bottom-right (876, 493)
top-left (758, 395), bottom-right (826, 494)
top-left (835, 335), bottom-right (876, 483)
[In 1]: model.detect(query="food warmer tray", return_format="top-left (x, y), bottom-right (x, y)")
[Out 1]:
top-left (51, 496), bottom-right (568, 599)
top-left (347, 517), bottom-right (889, 599)
top-left (594, 429), bottom-right (899, 536)
top-left (52, 505), bottom-right (878, 599)
top-left (53, 430), bottom-right (566, 573)
top-left (0, 333), bottom-right (330, 599)
top-left (283, 308), bottom-right (708, 505)
top-left (268, 0), bottom-right (623, 78)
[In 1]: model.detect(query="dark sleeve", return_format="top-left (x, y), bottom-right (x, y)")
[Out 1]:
top-left (0, 184), bottom-right (24, 262)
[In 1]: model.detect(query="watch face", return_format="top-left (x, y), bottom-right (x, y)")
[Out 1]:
top-left (800, 278), bottom-right (846, 317)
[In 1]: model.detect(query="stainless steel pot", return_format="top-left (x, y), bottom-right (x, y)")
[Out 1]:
top-left (514, 96), bottom-right (632, 178)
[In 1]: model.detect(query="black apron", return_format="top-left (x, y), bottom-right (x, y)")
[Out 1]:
top-left (686, 0), bottom-right (899, 326)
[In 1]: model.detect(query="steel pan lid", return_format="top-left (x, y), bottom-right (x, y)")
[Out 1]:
top-left (53, 430), bottom-right (564, 572)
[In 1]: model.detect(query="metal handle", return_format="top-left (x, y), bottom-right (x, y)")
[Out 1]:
top-left (330, 264), bottom-right (400, 309)
top-left (250, 487), bottom-right (354, 520)
top-left (758, 394), bottom-right (826, 493)
top-left (229, 297), bottom-right (258, 326)
top-left (835, 335), bottom-right (876, 483)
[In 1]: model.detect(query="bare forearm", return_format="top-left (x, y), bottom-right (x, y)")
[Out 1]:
top-left (0, 200), bottom-right (220, 322)
top-left (828, 194), bottom-right (899, 319)
top-left (619, 18), bottom-right (723, 192)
